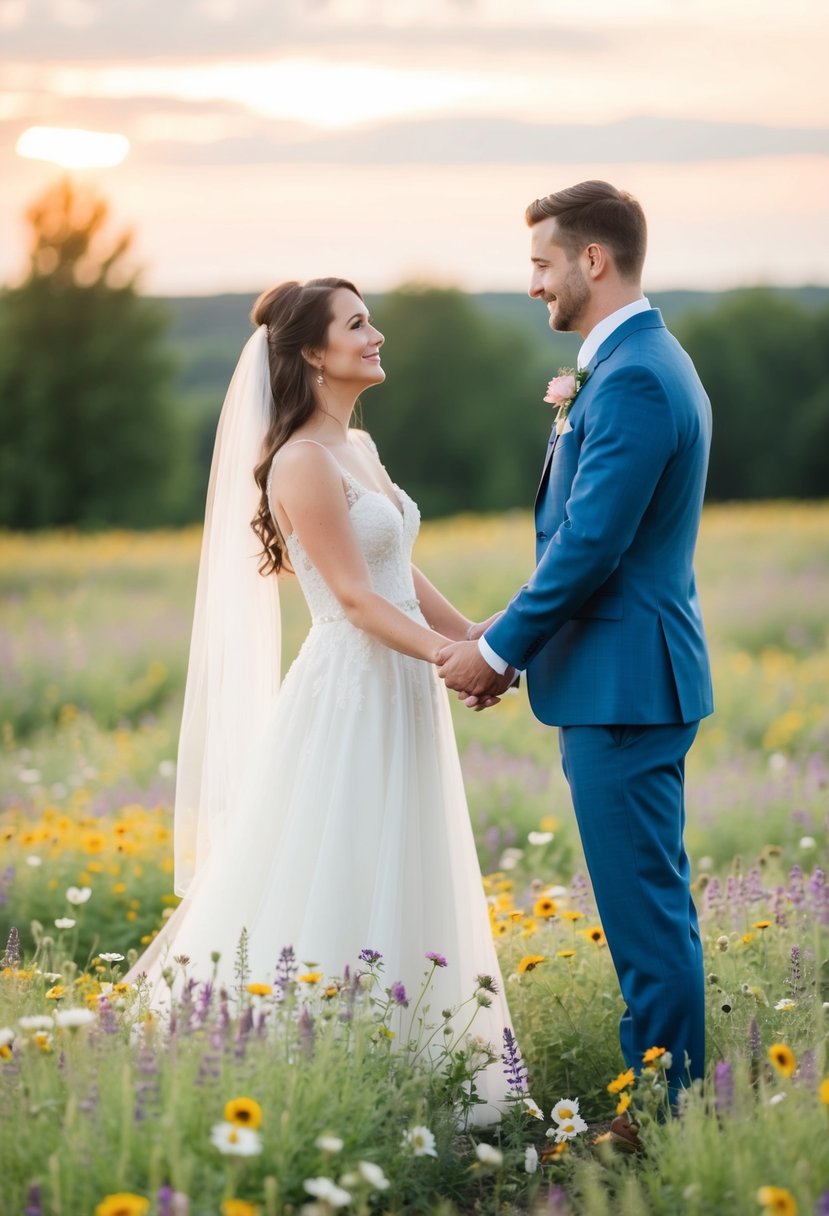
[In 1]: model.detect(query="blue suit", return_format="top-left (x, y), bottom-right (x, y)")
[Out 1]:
top-left (486, 308), bottom-right (713, 1091)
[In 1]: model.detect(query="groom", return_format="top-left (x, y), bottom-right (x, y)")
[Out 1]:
top-left (437, 180), bottom-right (713, 1128)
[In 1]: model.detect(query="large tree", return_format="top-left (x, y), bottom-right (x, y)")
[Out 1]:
top-left (0, 178), bottom-right (184, 528)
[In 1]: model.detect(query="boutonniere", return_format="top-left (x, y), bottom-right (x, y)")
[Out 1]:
top-left (543, 367), bottom-right (589, 435)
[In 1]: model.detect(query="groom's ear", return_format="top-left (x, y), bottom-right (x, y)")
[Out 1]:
top-left (583, 242), bottom-right (610, 280)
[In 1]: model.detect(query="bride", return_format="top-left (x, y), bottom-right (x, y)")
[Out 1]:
top-left (125, 277), bottom-right (514, 1118)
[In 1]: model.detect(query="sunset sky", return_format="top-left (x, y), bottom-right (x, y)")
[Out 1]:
top-left (1, 0), bottom-right (828, 295)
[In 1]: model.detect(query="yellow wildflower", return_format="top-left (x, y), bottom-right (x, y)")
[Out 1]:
top-left (752, 921), bottom-right (772, 930)
top-left (820, 1077), bottom-right (829, 1105)
top-left (221, 1202), bottom-right (259, 1216)
top-left (45, 985), bottom-right (65, 1000)
top-left (299, 972), bottom-right (323, 985)
top-left (561, 909), bottom-right (584, 922)
top-left (521, 918), bottom-right (539, 937)
top-left (756, 1185), bottom-right (797, 1216)
top-left (94, 1194), bottom-right (150, 1216)
top-left (607, 1068), bottom-right (636, 1094)
top-left (224, 1097), bottom-right (264, 1129)
top-left (616, 1091), bottom-right (631, 1116)
top-left (642, 1046), bottom-right (668, 1065)
top-left (768, 1044), bottom-right (796, 1078)
top-left (584, 926), bottom-right (606, 946)
top-left (245, 983), bottom-right (272, 997)
top-left (517, 954), bottom-right (545, 974)
top-left (532, 896), bottom-right (557, 920)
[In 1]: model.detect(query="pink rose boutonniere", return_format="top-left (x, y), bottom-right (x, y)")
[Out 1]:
top-left (543, 367), bottom-right (589, 435)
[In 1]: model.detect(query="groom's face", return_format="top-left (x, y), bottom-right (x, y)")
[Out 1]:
top-left (528, 217), bottom-right (591, 335)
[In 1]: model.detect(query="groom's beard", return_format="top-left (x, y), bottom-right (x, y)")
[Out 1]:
top-left (547, 264), bottom-right (590, 333)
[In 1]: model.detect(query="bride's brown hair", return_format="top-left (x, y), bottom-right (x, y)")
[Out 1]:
top-left (250, 276), bottom-right (361, 575)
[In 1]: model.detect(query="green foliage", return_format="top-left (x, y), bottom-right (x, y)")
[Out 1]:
top-left (676, 291), bottom-right (829, 499)
top-left (361, 284), bottom-right (555, 517)
top-left (0, 179), bottom-right (192, 528)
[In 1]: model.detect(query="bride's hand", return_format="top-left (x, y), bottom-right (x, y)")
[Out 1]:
top-left (465, 612), bottom-right (503, 642)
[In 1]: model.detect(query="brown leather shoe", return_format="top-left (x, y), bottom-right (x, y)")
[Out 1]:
top-left (608, 1115), bottom-right (645, 1154)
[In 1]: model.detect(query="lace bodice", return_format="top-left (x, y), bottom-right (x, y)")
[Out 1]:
top-left (269, 449), bottom-right (421, 625)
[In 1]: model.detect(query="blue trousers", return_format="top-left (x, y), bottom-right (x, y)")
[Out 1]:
top-left (559, 722), bottom-right (705, 1096)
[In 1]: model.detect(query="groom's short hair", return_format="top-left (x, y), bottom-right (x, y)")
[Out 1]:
top-left (526, 181), bottom-right (647, 280)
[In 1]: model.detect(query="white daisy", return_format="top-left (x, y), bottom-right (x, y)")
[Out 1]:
top-left (54, 1008), bottom-right (96, 1030)
top-left (475, 1143), bottom-right (503, 1166)
top-left (210, 1122), bottom-right (263, 1156)
top-left (358, 1161), bottom-right (390, 1190)
top-left (402, 1125), bottom-right (438, 1157)
top-left (54, 918), bottom-right (76, 930)
top-left (550, 1097), bottom-right (581, 1125)
top-left (303, 1177), bottom-right (351, 1207)
top-left (314, 1133), bottom-right (344, 1154)
top-left (65, 886), bottom-right (92, 905)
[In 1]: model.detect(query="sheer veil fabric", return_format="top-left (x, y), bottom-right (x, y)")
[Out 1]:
top-left (173, 326), bottom-right (281, 896)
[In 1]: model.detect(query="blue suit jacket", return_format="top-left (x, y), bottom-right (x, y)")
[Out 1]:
top-left (485, 308), bottom-right (713, 726)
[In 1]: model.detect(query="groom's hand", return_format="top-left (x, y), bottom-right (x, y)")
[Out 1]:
top-left (436, 640), bottom-right (514, 699)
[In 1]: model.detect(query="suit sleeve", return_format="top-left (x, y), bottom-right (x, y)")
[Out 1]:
top-left (485, 365), bottom-right (678, 670)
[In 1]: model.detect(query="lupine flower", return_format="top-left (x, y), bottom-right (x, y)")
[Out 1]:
top-left (714, 1060), bottom-right (734, 1112)
top-left (425, 952), bottom-right (447, 968)
top-left (748, 1017), bottom-right (761, 1059)
top-left (402, 1125), bottom-right (438, 1157)
top-left (814, 1191), bottom-right (829, 1216)
top-left (24, 1182), bottom-right (42, 1216)
top-left (501, 1027), bottom-right (529, 1093)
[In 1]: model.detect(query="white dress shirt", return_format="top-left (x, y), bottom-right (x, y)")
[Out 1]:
top-left (478, 296), bottom-right (651, 676)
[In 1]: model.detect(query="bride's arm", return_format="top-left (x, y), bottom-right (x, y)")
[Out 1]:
top-left (274, 444), bottom-right (449, 663)
top-left (411, 566), bottom-right (472, 642)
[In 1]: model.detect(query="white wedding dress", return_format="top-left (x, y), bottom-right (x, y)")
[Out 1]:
top-left (126, 451), bottom-right (513, 1120)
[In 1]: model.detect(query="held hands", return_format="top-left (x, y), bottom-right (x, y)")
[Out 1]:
top-left (435, 639), bottom-right (516, 711)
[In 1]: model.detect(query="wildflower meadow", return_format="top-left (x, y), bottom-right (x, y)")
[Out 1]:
top-left (1, 503), bottom-right (828, 1215)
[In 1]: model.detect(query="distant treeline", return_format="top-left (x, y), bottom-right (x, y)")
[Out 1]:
top-left (1, 181), bottom-right (827, 529)
top-left (161, 284), bottom-right (829, 519)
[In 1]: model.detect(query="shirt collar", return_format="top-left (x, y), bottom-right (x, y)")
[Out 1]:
top-left (577, 297), bottom-right (651, 371)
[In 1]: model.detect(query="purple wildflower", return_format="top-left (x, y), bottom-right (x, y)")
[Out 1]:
top-left (815, 1190), bottom-right (829, 1216)
top-left (425, 952), bottom-right (447, 968)
top-left (157, 1186), bottom-right (175, 1216)
top-left (569, 872), bottom-right (591, 915)
top-left (788, 944), bottom-right (803, 998)
top-left (788, 864), bottom-right (806, 908)
top-left (808, 866), bottom-right (829, 925)
top-left (748, 1016), bottom-right (761, 1059)
top-left (501, 1026), bottom-right (529, 1094)
top-left (745, 867), bottom-right (766, 903)
top-left (24, 1182), bottom-right (42, 1216)
top-left (391, 981), bottom-right (409, 1007)
top-left (298, 1004), bottom-right (315, 1058)
top-left (274, 945), bottom-right (298, 991)
top-left (545, 1185), bottom-right (572, 1213)
top-left (703, 875), bottom-right (722, 920)
top-left (771, 885), bottom-right (788, 928)
top-left (714, 1060), bottom-right (734, 1112)
top-left (358, 948), bottom-right (383, 966)
top-left (1, 926), bottom-right (21, 968)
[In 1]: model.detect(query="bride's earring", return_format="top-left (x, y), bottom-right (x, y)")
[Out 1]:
top-left (316, 365), bottom-right (325, 386)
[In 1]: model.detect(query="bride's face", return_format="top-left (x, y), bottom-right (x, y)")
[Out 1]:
top-left (319, 289), bottom-right (385, 389)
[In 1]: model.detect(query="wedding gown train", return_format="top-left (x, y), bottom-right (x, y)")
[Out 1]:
top-left (125, 452), bottom-right (513, 1120)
